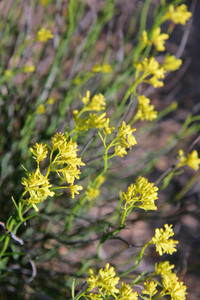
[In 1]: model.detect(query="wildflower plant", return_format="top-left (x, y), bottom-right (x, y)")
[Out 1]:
top-left (0, 1), bottom-right (198, 299)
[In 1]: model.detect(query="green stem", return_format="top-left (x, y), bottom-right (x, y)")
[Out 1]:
top-left (119, 242), bottom-right (150, 277)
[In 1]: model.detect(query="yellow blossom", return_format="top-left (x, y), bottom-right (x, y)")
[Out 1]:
top-left (135, 95), bottom-right (157, 121)
top-left (87, 93), bottom-right (106, 112)
top-left (50, 133), bottom-right (85, 184)
top-left (69, 184), bottom-right (83, 199)
top-left (92, 63), bottom-right (112, 73)
top-left (151, 224), bottom-right (178, 255)
top-left (163, 55), bottom-right (182, 71)
top-left (86, 175), bottom-right (105, 201)
top-left (21, 168), bottom-right (54, 210)
top-left (81, 90), bottom-right (90, 105)
top-left (123, 176), bottom-right (158, 211)
top-left (118, 282), bottom-right (138, 300)
top-left (51, 132), bottom-right (67, 150)
top-left (187, 150), bottom-right (200, 171)
top-left (4, 69), bottom-right (12, 77)
top-left (73, 109), bottom-right (79, 115)
top-left (30, 143), bottom-right (48, 163)
top-left (155, 261), bottom-right (175, 277)
top-left (87, 113), bottom-right (107, 129)
top-left (162, 4), bottom-right (192, 25)
top-left (151, 27), bottom-right (169, 51)
top-left (87, 293), bottom-right (103, 300)
top-left (142, 280), bottom-right (158, 298)
top-left (135, 57), bottom-right (165, 88)
top-left (37, 28), bottom-right (54, 42)
top-left (114, 145), bottom-right (127, 158)
top-left (47, 98), bottom-right (55, 105)
top-left (103, 118), bottom-right (115, 136)
top-left (162, 272), bottom-right (187, 300)
top-left (22, 65), bottom-right (35, 73)
top-left (87, 264), bottom-right (120, 297)
top-left (37, 104), bottom-right (45, 114)
top-left (86, 187), bottom-right (100, 201)
top-left (177, 149), bottom-right (200, 171)
top-left (142, 27), bottom-right (169, 51)
top-left (117, 121), bottom-right (137, 148)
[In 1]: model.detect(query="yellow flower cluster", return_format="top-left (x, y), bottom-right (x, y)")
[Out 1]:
top-left (30, 143), bottom-right (48, 163)
top-left (21, 133), bottom-right (85, 211)
top-left (86, 264), bottom-right (138, 300)
top-left (135, 95), bottom-right (157, 121)
top-left (135, 57), bottom-right (165, 88)
top-left (142, 27), bottom-right (169, 51)
top-left (74, 91), bottom-right (107, 132)
top-left (162, 4), bottom-right (192, 25)
top-left (116, 121), bottom-right (137, 149)
top-left (21, 169), bottom-right (55, 212)
top-left (50, 133), bottom-right (85, 186)
top-left (156, 261), bottom-right (187, 300)
top-left (151, 224), bottom-right (178, 255)
top-left (22, 65), bottom-right (35, 73)
top-left (92, 63), bottom-right (112, 73)
top-left (142, 280), bottom-right (158, 298)
top-left (178, 149), bottom-right (200, 171)
top-left (135, 53), bottom-right (183, 90)
top-left (162, 55), bottom-right (182, 71)
top-left (37, 28), bottom-right (54, 42)
top-left (86, 175), bottom-right (105, 201)
top-left (37, 104), bottom-right (46, 114)
top-left (122, 176), bottom-right (158, 212)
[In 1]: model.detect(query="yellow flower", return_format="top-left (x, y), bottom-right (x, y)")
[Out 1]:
top-left (155, 261), bottom-right (175, 277)
top-left (151, 27), bottom-right (169, 51)
top-left (177, 149), bottom-right (200, 171)
top-left (47, 98), bottom-right (55, 105)
top-left (21, 168), bottom-right (54, 210)
top-left (187, 150), bottom-right (200, 171)
top-left (163, 55), bottom-right (182, 71)
top-left (87, 293), bottom-right (103, 300)
top-left (162, 4), bottom-right (192, 25)
top-left (92, 63), bottom-right (112, 73)
top-left (87, 264), bottom-right (120, 297)
top-left (151, 224), bottom-right (178, 255)
top-left (135, 57), bottom-right (165, 88)
top-left (87, 93), bottom-right (106, 112)
top-left (73, 109), bottom-right (79, 115)
top-left (30, 143), bottom-right (48, 163)
top-left (69, 184), bottom-right (83, 199)
top-left (87, 113), bottom-right (107, 129)
top-left (162, 272), bottom-right (187, 300)
top-left (37, 104), bottom-right (45, 114)
top-left (86, 187), bottom-right (100, 201)
top-left (114, 145), bottom-right (127, 158)
top-left (22, 65), bottom-right (35, 73)
top-left (117, 121), bottom-right (137, 148)
top-left (82, 90), bottom-right (90, 105)
top-left (135, 95), bottom-right (157, 121)
top-left (37, 28), bottom-right (54, 42)
top-left (4, 69), bottom-right (12, 77)
top-left (51, 132), bottom-right (67, 150)
top-left (142, 27), bottom-right (169, 51)
top-left (142, 280), bottom-right (158, 298)
top-left (50, 133), bottom-right (85, 184)
top-left (86, 175), bottom-right (105, 201)
top-left (103, 118), bottom-right (115, 136)
top-left (123, 176), bottom-right (158, 211)
top-left (118, 282), bottom-right (138, 300)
